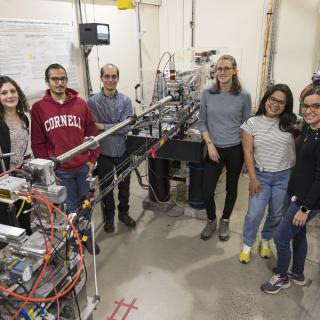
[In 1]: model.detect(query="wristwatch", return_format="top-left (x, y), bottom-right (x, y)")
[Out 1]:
top-left (300, 205), bottom-right (310, 214)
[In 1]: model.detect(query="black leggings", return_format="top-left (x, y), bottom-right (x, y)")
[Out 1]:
top-left (203, 143), bottom-right (244, 221)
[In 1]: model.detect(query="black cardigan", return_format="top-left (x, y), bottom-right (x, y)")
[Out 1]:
top-left (287, 124), bottom-right (320, 210)
top-left (0, 114), bottom-right (29, 173)
top-left (0, 114), bottom-right (30, 227)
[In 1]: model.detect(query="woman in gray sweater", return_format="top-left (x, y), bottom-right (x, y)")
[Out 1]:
top-left (198, 55), bottom-right (252, 241)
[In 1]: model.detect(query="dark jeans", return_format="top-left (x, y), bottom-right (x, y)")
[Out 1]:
top-left (275, 202), bottom-right (320, 277)
top-left (97, 153), bottom-right (131, 220)
top-left (56, 166), bottom-right (90, 213)
top-left (56, 166), bottom-right (91, 237)
top-left (203, 143), bottom-right (244, 221)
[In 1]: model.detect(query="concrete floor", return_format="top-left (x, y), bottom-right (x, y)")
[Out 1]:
top-left (85, 171), bottom-right (320, 320)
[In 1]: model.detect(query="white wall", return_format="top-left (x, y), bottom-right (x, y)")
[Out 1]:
top-left (275, 0), bottom-right (320, 105)
top-left (159, 0), bottom-right (320, 111)
top-left (0, 0), bottom-right (160, 109)
top-left (0, 0), bottom-right (83, 104)
top-left (81, 1), bottom-right (139, 98)
top-left (81, 0), bottom-right (160, 108)
top-left (139, 3), bottom-right (161, 106)
top-left (2, 0), bottom-right (318, 111)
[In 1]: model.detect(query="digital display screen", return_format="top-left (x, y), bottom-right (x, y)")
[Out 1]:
top-left (97, 24), bottom-right (109, 41)
top-left (79, 23), bottom-right (110, 45)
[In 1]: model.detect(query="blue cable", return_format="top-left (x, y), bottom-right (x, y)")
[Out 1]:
top-left (19, 309), bottom-right (31, 320)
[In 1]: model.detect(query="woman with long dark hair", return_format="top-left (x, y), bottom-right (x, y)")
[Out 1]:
top-left (261, 86), bottom-right (320, 294)
top-left (198, 55), bottom-right (252, 241)
top-left (0, 76), bottom-right (32, 233)
top-left (239, 84), bottom-right (298, 263)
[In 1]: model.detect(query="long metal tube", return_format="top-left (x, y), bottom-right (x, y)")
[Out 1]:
top-left (191, 0), bottom-right (196, 48)
top-left (266, 0), bottom-right (280, 87)
top-left (93, 102), bottom-right (199, 206)
top-left (136, 1), bottom-right (144, 107)
top-left (75, 0), bottom-right (90, 100)
top-left (57, 95), bottom-right (173, 163)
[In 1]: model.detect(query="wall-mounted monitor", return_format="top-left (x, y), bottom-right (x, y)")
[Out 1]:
top-left (79, 23), bottom-right (110, 45)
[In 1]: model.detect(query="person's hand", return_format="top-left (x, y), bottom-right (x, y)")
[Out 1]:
top-left (249, 178), bottom-right (261, 197)
top-left (293, 210), bottom-right (308, 227)
top-left (95, 123), bottom-right (104, 130)
top-left (86, 162), bottom-right (95, 176)
top-left (207, 144), bottom-right (220, 162)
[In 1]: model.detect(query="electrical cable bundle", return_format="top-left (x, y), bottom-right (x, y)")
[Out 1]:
top-left (0, 173), bottom-right (85, 320)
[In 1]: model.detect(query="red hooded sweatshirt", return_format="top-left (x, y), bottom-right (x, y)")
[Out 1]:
top-left (31, 88), bottom-right (100, 171)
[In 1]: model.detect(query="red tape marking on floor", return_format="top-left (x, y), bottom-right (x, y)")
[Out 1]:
top-left (107, 298), bottom-right (138, 320)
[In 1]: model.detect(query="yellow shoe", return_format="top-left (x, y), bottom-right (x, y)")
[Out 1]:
top-left (239, 244), bottom-right (252, 264)
top-left (260, 239), bottom-right (271, 259)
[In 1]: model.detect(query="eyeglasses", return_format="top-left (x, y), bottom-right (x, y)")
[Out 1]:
top-left (216, 67), bottom-right (234, 73)
top-left (268, 96), bottom-right (286, 107)
top-left (49, 77), bottom-right (68, 83)
top-left (301, 103), bottom-right (320, 112)
top-left (102, 74), bottom-right (118, 80)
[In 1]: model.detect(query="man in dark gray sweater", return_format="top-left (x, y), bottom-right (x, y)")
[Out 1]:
top-left (87, 64), bottom-right (136, 233)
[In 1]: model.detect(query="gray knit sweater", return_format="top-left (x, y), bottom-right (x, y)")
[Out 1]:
top-left (198, 84), bottom-right (252, 148)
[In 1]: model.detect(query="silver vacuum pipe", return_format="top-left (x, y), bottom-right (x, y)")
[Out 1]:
top-left (57, 95), bottom-right (173, 163)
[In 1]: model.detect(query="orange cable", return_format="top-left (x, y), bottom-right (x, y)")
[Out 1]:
top-left (0, 189), bottom-right (84, 319)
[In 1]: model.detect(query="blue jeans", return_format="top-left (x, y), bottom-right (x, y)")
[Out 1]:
top-left (56, 166), bottom-right (90, 213)
top-left (275, 202), bottom-right (320, 278)
top-left (243, 168), bottom-right (291, 246)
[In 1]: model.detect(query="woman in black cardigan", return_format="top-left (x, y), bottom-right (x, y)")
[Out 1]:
top-left (261, 86), bottom-right (320, 294)
top-left (0, 76), bottom-right (31, 233)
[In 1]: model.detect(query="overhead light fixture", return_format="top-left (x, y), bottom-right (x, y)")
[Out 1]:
top-left (116, 0), bottom-right (135, 10)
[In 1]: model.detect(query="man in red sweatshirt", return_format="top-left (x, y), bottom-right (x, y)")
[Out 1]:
top-left (31, 63), bottom-right (100, 255)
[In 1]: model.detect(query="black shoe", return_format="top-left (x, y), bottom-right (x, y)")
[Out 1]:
top-left (261, 274), bottom-right (290, 294)
top-left (272, 267), bottom-right (306, 286)
top-left (119, 214), bottom-right (136, 228)
top-left (83, 238), bottom-right (100, 255)
top-left (104, 219), bottom-right (115, 233)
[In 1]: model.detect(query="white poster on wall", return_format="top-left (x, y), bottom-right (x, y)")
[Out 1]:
top-left (0, 19), bottom-right (80, 99)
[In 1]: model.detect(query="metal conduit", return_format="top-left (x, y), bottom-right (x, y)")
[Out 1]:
top-left (57, 95), bottom-right (173, 163)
